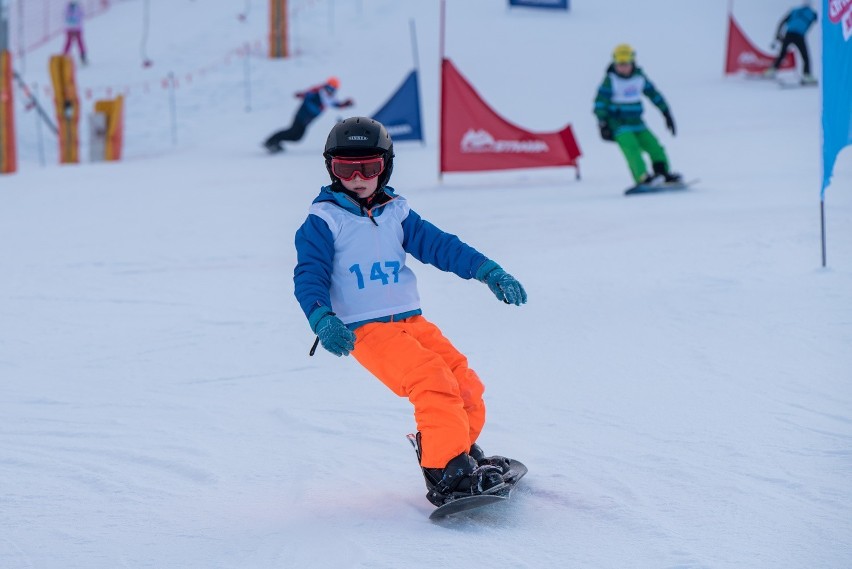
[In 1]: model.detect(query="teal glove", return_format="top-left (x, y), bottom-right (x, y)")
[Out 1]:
top-left (476, 260), bottom-right (527, 306)
top-left (309, 306), bottom-right (356, 357)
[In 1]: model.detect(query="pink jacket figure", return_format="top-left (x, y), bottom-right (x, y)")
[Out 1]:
top-left (62, 2), bottom-right (87, 65)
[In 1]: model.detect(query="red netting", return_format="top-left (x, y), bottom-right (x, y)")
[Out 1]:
top-left (8, 0), bottom-right (111, 56)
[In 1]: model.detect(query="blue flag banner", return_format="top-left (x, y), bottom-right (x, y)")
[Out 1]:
top-left (822, 0), bottom-right (852, 197)
top-left (372, 70), bottom-right (423, 142)
top-left (509, 0), bottom-right (569, 10)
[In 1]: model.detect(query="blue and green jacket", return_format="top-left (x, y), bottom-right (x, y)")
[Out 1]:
top-left (593, 65), bottom-right (670, 135)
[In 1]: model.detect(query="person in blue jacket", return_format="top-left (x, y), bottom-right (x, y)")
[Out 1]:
top-left (293, 116), bottom-right (527, 508)
top-left (263, 77), bottom-right (354, 153)
top-left (765, 1), bottom-right (818, 84)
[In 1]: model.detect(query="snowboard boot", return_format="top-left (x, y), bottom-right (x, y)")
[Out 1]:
top-left (415, 433), bottom-right (506, 506)
top-left (637, 172), bottom-right (663, 187)
top-left (423, 452), bottom-right (506, 506)
top-left (469, 443), bottom-right (512, 474)
top-left (800, 74), bottom-right (817, 86)
top-left (653, 162), bottom-right (682, 184)
top-left (264, 140), bottom-right (284, 154)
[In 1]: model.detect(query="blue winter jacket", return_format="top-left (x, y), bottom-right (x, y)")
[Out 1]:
top-left (778, 6), bottom-right (818, 37)
top-left (296, 84), bottom-right (347, 120)
top-left (294, 185), bottom-right (490, 331)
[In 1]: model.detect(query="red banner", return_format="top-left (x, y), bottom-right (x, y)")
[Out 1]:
top-left (725, 14), bottom-right (795, 74)
top-left (440, 58), bottom-right (580, 174)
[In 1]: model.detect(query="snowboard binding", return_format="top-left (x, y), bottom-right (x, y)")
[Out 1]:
top-left (407, 433), bottom-right (526, 509)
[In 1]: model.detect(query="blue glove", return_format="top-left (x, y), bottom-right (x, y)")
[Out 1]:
top-left (309, 307), bottom-right (356, 357)
top-left (476, 260), bottom-right (527, 306)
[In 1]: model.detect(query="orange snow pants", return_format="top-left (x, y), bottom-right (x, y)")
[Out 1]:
top-left (352, 315), bottom-right (486, 469)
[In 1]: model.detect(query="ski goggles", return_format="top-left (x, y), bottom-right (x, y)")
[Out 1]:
top-left (330, 155), bottom-right (385, 181)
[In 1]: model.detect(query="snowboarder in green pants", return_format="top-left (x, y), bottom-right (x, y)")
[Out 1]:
top-left (594, 44), bottom-right (681, 188)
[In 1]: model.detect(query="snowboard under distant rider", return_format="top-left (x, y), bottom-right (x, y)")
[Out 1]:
top-left (764, 0), bottom-right (818, 85)
top-left (293, 117), bottom-right (527, 507)
top-left (263, 77), bottom-right (354, 154)
top-left (594, 43), bottom-right (683, 189)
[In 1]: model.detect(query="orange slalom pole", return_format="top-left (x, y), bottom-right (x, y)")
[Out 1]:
top-left (0, 50), bottom-right (16, 174)
top-left (95, 95), bottom-right (124, 161)
top-left (269, 0), bottom-right (288, 58)
top-left (49, 55), bottom-right (80, 164)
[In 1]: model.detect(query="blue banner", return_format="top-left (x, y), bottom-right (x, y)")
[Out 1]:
top-left (372, 70), bottom-right (423, 142)
top-left (822, 0), bottom-right (852, 197)
top-left (509, 0), bottom-right (569, 10)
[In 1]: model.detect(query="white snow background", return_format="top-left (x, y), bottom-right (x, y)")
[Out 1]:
top-left (2, 0), bottom-right (851, 567)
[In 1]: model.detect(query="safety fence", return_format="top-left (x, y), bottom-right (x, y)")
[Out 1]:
top-left (9, 0), bottom-right (111, 57)
top-left (15, 36), bottom-right (271, 162)
top-left (26, 39), bottom-right (268, 104)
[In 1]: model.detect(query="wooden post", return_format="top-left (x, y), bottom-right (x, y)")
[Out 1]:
top-left (269, 0), bottom-right (288, 58)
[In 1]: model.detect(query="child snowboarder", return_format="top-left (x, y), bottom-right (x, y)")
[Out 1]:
top-left (263, 77), bottom-right (354, 154)
top-left (594, 43), bottom-right (682, 190)
top-left (294, 117), bottom-right (527, 507)
top-left (62, 1), bottom-right (87, 66)
top-left (764, 1), bottom-right (818, 85)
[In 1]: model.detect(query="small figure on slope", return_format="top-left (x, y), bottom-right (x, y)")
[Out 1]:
top-left (62, 1), bottom-right (87, 66)
top-left (594, 43), bottom-right (682, 191)
top-left (764, 1), bottom-right (818, 85)
top-left (293, 117), bottom-right (526, 507)
top-left (263, 77), bottom-right (354, 154)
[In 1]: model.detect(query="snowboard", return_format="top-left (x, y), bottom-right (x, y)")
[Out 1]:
top-left (406, 433), bottom-right (527, 520)
top-left (778, 78), bottom-right (818, 89)
top-left (624, 178), bottom-right (698, 196)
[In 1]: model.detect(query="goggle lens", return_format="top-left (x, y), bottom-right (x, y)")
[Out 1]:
top-left (331, 155), bottom-right (385, 181)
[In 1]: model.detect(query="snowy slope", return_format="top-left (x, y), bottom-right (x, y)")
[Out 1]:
top-left (2, 1), bottom-right (851, 568)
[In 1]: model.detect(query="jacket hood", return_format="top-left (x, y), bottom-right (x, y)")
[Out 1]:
top-left (312, 184), bottom-right (398, 216)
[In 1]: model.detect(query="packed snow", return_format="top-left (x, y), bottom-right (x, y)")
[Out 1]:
top-left (1, 1), bottom-right (851, 568)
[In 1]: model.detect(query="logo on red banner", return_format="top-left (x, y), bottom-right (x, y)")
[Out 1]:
top-left (461, 129), bottom-right (550, 154)
top-left (725, 14), bottom-right (795, 74)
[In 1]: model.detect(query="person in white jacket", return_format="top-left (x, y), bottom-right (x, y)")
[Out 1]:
top-left (294, 117), bottom-right (528, 508)
top-left (62, 1), bottom-right (87, 65)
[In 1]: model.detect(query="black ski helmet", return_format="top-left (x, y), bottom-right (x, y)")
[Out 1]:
top-left (323, 117), bottom-right (394, 189)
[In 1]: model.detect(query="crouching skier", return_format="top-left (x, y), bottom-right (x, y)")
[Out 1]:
top-left (293, 117), bottom-right (527, 507)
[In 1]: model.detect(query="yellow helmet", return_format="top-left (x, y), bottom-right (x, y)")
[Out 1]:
top-left (612, 44), bottom-right (635, 64)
